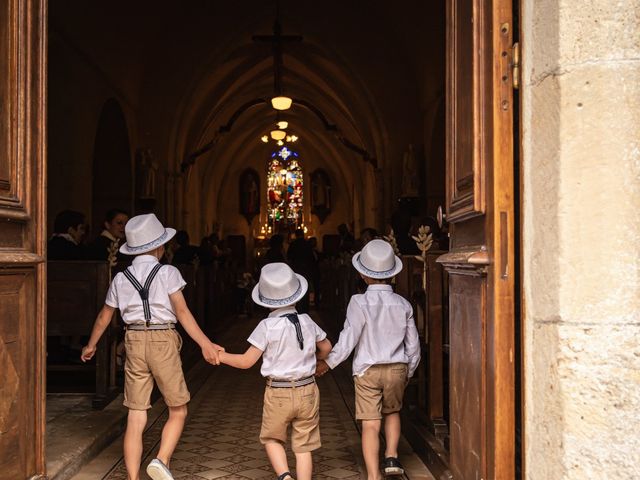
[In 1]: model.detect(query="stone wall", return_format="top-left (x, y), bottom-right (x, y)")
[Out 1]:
top-left (522, 0), bottom-right (640, 477)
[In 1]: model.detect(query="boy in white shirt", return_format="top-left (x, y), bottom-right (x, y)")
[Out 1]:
top-left (81, 214), bottom-right (223, 480)
top-left (316, 239), bottom-right (420, 479)
top-left (219, 262), bottom-right (332, 480)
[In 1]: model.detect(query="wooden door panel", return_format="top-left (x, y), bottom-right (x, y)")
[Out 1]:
top-left (443, 0), bottom-right (515, 478)
top-left (0, 0), bottom-right (46, 478)
top-left (0, 272), bottom-right (37, 479)
top-left (0, 0), bottom-right (28, 211)
top-left (0, 0), bottom-right (14, 197)
top-left (449, 273), bottom-right (486, 480)
top-left (446, 0), bottom-right (490, 223)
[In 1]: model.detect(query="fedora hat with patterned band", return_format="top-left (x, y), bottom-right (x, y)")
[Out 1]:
top-left (119, 213), bottom-right (176, 255)
top-left (352, 239), bottom-right (403, 279)
top-left (252, 262), bottom-right (308, 309)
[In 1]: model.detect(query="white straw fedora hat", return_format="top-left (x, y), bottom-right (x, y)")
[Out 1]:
top-left (352, 239), bottom-right (403, 279)
top-left (252, 262), bottom-right (308, 309)
top-left (119, 213), bottom-right (176, 255)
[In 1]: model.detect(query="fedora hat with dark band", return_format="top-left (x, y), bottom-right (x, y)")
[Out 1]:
top-left (120, 213), bottom-right (176, 255)
top-left (352, 239), bottom-right (403, 279)
top-left (252, 262), bottom-right (308, 308)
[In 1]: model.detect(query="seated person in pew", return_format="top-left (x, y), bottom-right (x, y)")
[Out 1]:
top-left (81, 213), bottom-right (224, 480)
top-left (87, 208), bottom-right (129, 263)
top-left (48, 209), bottom-right (87, 260)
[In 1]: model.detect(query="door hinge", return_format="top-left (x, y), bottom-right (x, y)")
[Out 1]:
top-left (512, 42), bottom-right (521, 90)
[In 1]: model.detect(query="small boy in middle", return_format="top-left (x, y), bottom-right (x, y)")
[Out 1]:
top-left (219, 262), bottom-right (332, 480)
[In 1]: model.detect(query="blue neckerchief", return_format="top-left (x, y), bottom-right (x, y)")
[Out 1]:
top-left (284, 313), bottom-right (304, 350)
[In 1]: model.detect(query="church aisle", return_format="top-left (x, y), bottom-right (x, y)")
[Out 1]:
top-left (72, 313), bottom-right (433, 480)
top-left (104, 366), bottom-right (365, 480)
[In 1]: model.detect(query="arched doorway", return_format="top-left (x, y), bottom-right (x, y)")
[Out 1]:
top-left (91, 98), bottom-right (133, 235)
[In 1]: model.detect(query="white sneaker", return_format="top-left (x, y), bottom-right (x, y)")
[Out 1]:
top-left (146, 458), bottom-right (174, 480)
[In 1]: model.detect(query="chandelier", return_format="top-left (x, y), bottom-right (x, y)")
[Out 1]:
top-left (260, 117), bottom-right (299, 146)
top-left (253, 7), bottom-right (302, 112)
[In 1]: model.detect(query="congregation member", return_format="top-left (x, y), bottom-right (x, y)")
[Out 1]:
top-left (286, 228), bottom-right (315, 313)
top-left (87, 208), bottom-right (129, 261)
top-left (48, 209), bottom-right (87, 260)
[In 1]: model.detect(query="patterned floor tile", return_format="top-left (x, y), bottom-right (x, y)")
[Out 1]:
top-left (195, 469), bottom-right (230, 479)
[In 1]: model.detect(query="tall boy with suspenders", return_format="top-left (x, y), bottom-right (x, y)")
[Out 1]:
top-left (82, 214), bottom-right (224, 480)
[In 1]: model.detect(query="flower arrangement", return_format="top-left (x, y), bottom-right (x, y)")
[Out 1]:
top-left (383, 228), bottom-right (401, 256)
top-left (107, 241), bottom-right (119, 269)
top-left (412, 225), bottom-right (433, 291)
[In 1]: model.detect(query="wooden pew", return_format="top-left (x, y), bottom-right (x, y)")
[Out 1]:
top-left (47, 261), bottom-right (119, 409)
top-left (397, 252), bottom-right (450, 454)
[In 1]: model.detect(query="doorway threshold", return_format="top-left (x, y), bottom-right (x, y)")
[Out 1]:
top-left (46, 360), bottom-right (214, 480)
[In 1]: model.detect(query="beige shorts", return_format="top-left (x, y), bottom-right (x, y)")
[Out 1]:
top-left (260, 382), bottom-right (321, 453)
top-left (354, 363), bottom-right (408, 420)
top-left (123, 329), bottom-right (190, 410)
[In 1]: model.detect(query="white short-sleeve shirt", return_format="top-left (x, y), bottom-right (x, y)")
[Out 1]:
top-left (248, 306), bottom-right (327, 380)
top-left (105, 255), bottom-right (186, 325)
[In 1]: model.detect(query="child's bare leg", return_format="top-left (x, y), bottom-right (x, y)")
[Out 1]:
top-left (265, 441), bottom-right (291, 477)
top-left (294, 451), bottom-right (313, 480)
top-left (124, 409), bottom-right (147, 480)
top-left (383, 412), bottom-right (401, 458)
top-left (156, 404), bottom-right (188, 466)
top-left (361, 419), bottom-right (383, 480)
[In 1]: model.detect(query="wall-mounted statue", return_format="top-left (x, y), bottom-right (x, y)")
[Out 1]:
top-left (401, 144), bottom-right (421, 198)
top-left (239, 168), bottom-right (260, 225)
top-left (311, 169), bottom-right (332, 224)
top-left (136, 148), bottom-right (158, 200)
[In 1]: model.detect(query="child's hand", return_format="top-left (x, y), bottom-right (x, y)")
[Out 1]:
top-left (81, 345), bottom-right (96, 362)
top-left (202, 341), bottom-right (223, 365)
top-left (315, 359), bottom-right (330, 377)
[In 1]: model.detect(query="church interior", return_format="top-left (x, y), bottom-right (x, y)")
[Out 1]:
top-left (5, 0), bottom-right (639, 478)
top-left (44, 1), bottom-right (457, 479)
top-left (48, 1), bottom-right (446, 247)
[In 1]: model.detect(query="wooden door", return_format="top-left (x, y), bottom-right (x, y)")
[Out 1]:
top-left (438, 0), bottom-right (515, 478)
top-left (0, 0), bottom-right (47, 478)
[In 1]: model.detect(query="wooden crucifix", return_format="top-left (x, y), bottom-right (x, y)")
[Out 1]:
top-left (253, 20), bottom-right (302, 95)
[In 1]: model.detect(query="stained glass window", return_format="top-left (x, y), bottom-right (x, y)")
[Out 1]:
top-left (266, 146), bottom-right (303, 228)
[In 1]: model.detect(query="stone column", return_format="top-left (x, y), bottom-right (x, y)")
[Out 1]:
top-left (522, 0), bottom-right (640, 478)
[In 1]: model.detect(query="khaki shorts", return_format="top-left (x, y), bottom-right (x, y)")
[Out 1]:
top-left (123, 329), bottom-right (190, 410)
top-left (260, 382), bottom-right (321, 453)
top-left (354, 363), bottom-right (408, 420)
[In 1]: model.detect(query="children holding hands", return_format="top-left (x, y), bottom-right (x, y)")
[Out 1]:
top-left (83, 216), bottom-right (416, 480)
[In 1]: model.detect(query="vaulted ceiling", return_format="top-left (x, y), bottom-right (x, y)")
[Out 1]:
top-left (49, 0), bottom-right (445, 231)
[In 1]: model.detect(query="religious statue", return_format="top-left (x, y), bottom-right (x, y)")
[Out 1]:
top-left (239, 169), bottom-right (260, 224)
top-left (136, 148), bottom-right (159, 200)
top-left (311, 169), bottom-right (332, 224)
top-left (401, 144), bottom-right (420, 198)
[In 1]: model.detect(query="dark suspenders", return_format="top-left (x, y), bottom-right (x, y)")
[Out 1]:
top-left (123, 263), bottom-right (163, 327)
top-left (284, 313), bottom-right (304, 350)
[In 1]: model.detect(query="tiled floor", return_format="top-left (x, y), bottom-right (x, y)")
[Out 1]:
top-left (104, 367), bottom-right (365, 480)
top-left (71, 313), bottom-right (433, 480)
